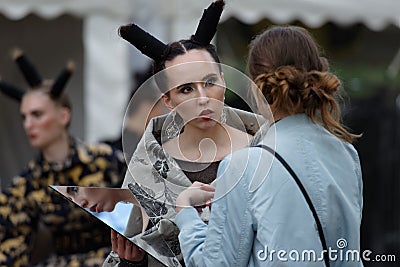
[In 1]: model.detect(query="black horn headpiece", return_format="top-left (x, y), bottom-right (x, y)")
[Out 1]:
top-left (0, 50), bottom-right (74, 102)
top-left (119, 0), bottom-right (225, 62)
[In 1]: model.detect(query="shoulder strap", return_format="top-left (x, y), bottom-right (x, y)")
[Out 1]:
top-left (256, 144), bottom-right (330, 267)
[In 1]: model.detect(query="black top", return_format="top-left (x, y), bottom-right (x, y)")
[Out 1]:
top-left (174, 158), bottom-right (221, 184)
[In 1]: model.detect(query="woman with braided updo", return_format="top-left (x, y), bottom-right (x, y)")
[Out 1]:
top-left (175, 26), bottom-right (364, 266)
top-left (248, 26), bottom-right (358, 143)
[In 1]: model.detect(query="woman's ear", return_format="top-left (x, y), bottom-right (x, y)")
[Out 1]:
top-left (162, 94), bottom-right (174, 111)
top-left (59, 107), bottom-right (71, 128)
top-left (220, 72), bottom-right (226, 93)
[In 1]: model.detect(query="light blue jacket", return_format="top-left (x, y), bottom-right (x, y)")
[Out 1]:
top-left (176, 114), bottom-right (363, 266)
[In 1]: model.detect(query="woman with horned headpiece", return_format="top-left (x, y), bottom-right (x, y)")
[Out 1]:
top-left (0, 51), bottom-right (126, 266)
top-left (103, 0), bottom-right (270, 266)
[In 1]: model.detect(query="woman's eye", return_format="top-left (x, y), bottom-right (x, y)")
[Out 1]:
top-left (204, 77), bottom-right (216, 87)
top-left (67, 186), bottom-right (79, 196)
top-left (180, 86), bottom-right (193, 94)
top-left (32, 111), bottom-right (43, 118)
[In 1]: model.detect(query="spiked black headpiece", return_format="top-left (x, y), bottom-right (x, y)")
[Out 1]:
top-left (0, 50), bottom-right (74, 102)
top-left (119, 0), bottom-right (225, 62)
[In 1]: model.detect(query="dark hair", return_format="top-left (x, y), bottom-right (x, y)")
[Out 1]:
top-left (153, 39), bottom-right (222, 93)
top-left (248, 25), bottom-right (359, 143)
top-left (153, 39), bottom-right (221, 74)
top-left (1, 51), bottom-right (74, 104)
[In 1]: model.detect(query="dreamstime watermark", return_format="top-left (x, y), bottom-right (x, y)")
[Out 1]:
top-left (257, 238), bottom-right (397, 263)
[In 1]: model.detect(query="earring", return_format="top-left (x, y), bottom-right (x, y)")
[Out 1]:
top-left (165, 110), bottom-right (180, 139)
top-left (220, 108), bottom-right (227, 124)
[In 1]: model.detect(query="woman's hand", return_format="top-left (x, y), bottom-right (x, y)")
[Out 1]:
top-left (111, 229), bottom-right (146, 262)
top-left (176, 181), bottom-right (215, 213)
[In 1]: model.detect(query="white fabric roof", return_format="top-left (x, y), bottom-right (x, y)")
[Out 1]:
top-left (225, 0), bottom-right (400, 31)
top-left (1, 0), bottom-right (399, 141)
top-left (1, 0), bottom-right (399, 31)
top-left (0, 0), bottom-right (132, 19)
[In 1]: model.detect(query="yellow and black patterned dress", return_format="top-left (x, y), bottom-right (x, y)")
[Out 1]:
top-left (0, 137), bottom-right (126, 267)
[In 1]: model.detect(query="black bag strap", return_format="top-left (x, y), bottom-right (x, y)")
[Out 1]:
top-left (256, 144), bottom-right (330, 267)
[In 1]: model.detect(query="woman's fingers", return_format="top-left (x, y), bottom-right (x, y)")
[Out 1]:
top-left (116, 232), bottom-right (127, 258)
top-left (111, 229), bottom-right (118, 252)
top-left (194, 191), bottom-right (215, 206)
top-left (191, 181), bottom-right (215, 192)
top-left (200, 184), bottom-right (216, 192)
top-left (112, 231), bottom-right (145, 261)
top-left (125, 241), bottom-right (145, 262)
top-left (176, 182), bottom-right (216, 212)
top-left (124, 240), bottom-right (133, 259)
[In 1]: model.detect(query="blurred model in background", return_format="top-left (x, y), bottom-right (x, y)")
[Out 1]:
top-left (0, 50), bottom-right (126, 266)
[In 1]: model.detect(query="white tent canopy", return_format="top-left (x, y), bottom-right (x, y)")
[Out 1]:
top-left (0, 0), bottom-right (399, 141)
top-left (225, 0), bottom-right (400, 31)
top-left (2, 0), bottom-right (399, 30)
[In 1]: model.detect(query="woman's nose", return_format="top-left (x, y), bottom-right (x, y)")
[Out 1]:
top-left (79, 199), bottom-right (89, 208)
top-left (23, 116), bottom-right (32, 130)
top-left (196, 87), bottom-right (210, 105)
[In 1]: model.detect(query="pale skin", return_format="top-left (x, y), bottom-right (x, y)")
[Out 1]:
top-left (20, 90), bottom-right (71, 164)
top-left (162, 50), bottom-right (252, 162)
top-left (112, 49), bottom-right (253, 262)
top-left (176, 181), bottom-right (215, 213)
top-left (56, 187), bottom-right (139, 213)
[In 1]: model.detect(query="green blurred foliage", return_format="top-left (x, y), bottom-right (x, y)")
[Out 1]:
top-left (217, 18), bottom-right (400, 100)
